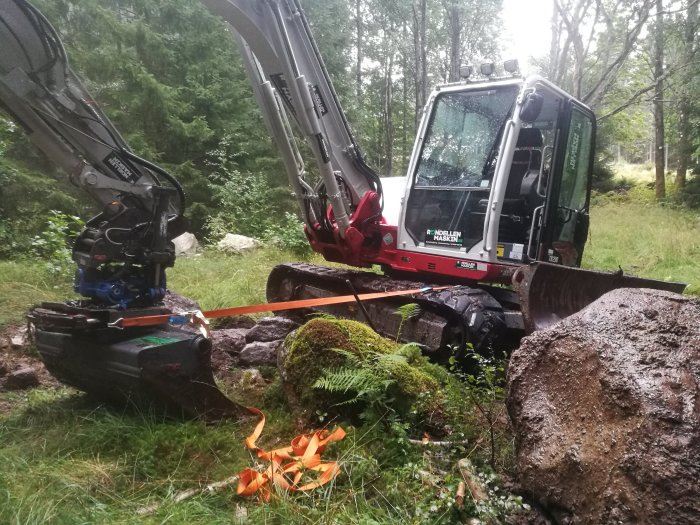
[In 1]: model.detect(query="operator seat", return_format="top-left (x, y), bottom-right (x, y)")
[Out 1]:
top-left (498, 128), bottom-right (544, 248)
top-left (504, 128), bottom-right (543, 200)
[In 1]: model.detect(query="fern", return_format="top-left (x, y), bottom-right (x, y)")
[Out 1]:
top-left (395, 303), bottom-right (421, 341)
top-left (313, 367), bottom-right (386, 394)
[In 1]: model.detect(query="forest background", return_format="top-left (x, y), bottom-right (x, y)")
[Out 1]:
top-left (0, 0), bottom-right (698, 257)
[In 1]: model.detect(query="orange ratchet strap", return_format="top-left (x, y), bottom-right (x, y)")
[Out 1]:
top-left (112, 285), bottom-right (451, 329)
top-left (237, 407), bottom-right (346, 501)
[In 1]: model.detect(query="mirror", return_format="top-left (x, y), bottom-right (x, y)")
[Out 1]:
top-left (520, 92), bottom-right (544, 123)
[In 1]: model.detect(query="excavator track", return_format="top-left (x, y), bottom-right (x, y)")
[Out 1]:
top-left (266, 263), bottom-right (521, 358)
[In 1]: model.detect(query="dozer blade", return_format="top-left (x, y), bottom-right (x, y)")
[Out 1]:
top-left (33, 320), bottom-right (247, 421)
top-left (513, 262), bottom-right (687, 334)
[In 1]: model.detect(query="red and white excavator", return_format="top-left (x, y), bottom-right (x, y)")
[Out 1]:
top-left (0, 0), bottom-right (684, 417)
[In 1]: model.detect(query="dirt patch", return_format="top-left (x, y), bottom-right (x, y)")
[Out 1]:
top-left (1, 325), bottom-right (62, 392)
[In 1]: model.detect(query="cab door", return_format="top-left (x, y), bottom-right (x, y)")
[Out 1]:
top-left (537, 103), bottom-right (595, 267)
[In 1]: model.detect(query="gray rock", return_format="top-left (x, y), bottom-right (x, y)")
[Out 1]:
top-left (216, 234), bottom-right (260, 255)
top-left (215, 315), bottom-right (257, 330)
top-left (212, 328), bottom-right (249, 356)
top-left (238, 340), bottom-right (282, 366)
top-left (10, 327), bottom-right (28, 350)
top-left (0, 360), bottom-right (7, 376)
top-left (507, 288), bottom-right (700, 524)
top-left (172, 232), bottom-right (200, 257)
top-left (245, 317), bottom-right (299, 343)
top-left (5, 367), bottom-right (40, 390)
top-left (163, 291), bottom-right (201, 312)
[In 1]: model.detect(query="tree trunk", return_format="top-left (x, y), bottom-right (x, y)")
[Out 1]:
top-left (675, 0), bottom-right (698, 190)
top-left (548, 1), bottom-right (560, 80)
top-left (383, 50), bottom-right (394, 176)
top-left (413, 0), bottom-right (427, 126)
top-left (402, 20), bottom-right (409, 172)
top-left (355, 0), bottom-right (363, 103)
top-left (653, 0), bottom-right (665, 200)
top-left (446, 1), bottom-right (461, 82)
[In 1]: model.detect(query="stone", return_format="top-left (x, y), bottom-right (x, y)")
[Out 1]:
top-left (163, 291), bottom-right (200, 313)
top-left (238, 340), bottom-right (282, 366)
top-left (10, 326), bottom-right (28, 350)
top-left (0, 360), bottom-right (7, 376)
top-left (507, 288), bottom-right (700, 524)
top-left (172, 232), bottom-right (200, 257)
top-left (215, 315), bottom-right (257, 330)
top-left (245, 316), bottom-right (299, 343)
top-left (216, 233), bottom-right (260, 255)
top-left (5, 367), bottom-right (40, 390)
top-left (212, 328), bottom-right (249, 356)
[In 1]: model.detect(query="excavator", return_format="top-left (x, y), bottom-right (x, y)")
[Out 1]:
top-left (0, 0), bottom-right (685, 418)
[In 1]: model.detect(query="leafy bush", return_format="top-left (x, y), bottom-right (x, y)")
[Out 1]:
top-left (674, 176), bottom-right (700, 209)
top-left (30, 211), bottom-right (85, 276)
top-left (263, 212), bottom-right (311, 255)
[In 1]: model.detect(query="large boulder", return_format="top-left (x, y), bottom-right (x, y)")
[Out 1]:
top-left (172, 232), bottom-right (199, 257)
top-left (507, 288), bottom-right (700, 524)
top-left (216, 234), bottom-right (260, 255)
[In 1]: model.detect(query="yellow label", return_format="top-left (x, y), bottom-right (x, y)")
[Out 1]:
top-left (496, 244), bottom-right (504, 257)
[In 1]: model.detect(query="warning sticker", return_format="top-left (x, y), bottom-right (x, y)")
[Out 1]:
top-left (497, 243), bottom-right (525, 262)
top-left (426, 229), bottom-right (463, 247)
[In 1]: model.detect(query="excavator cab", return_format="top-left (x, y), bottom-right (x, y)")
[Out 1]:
top-left (398, 77), bottom-right (595, 272)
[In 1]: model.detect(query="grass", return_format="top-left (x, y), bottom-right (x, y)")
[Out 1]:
top-left (584, 175), bottom-right (700, 295)
top-left (168, 248), bottom-right (320, 311)
top-left (0, 261), bottom-right (72, 328)
top-left (1, 179), bottom-right (699, 523)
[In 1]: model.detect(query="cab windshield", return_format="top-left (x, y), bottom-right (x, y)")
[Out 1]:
top-left (405, 85), bottom-right (518, 251)
top-left (414, 87), bottom-right (518, 189)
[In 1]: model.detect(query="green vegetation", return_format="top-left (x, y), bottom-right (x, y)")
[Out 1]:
top-left (1, 189), bottom-right (698, 523)
top-left (168, 248), bottom-right (316, 312)
top-left (0, 262), bottom-right (72, 328)
top-left (585, 178), bottom-right (700, 295)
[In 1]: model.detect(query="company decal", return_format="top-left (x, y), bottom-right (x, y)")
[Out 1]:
top-left (316, 133), bottom-right (330, 163)
top-left (455, 260), bottom-right (477, 270)
top-left (130, 335), bottom-right (184, 348)
top-left (270, 73), bottom-right (296, 116)
top-left (425, 229), bottom-right (463, 247)
top-left (104, 152), bottom-right (139, 183)
top-left (312, 85), bottom-right (328, 116)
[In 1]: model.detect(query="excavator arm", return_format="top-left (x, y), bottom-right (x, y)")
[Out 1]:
top-left (0, 0), bottom-right (187, 307)
top-left (202, 0), bottom-right (384, 256)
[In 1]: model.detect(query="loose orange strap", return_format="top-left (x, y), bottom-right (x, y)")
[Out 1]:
top-left (113, 285), bottom-right (451, 329)
top-left (236, 407), bottom-right (346, 501)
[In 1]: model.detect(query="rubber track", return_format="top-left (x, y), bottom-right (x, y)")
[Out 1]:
top-left (266, 263), bottom-right (507, 354)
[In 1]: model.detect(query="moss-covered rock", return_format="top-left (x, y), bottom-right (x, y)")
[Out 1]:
top-left (278, 318), bottom-right (448, 433)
